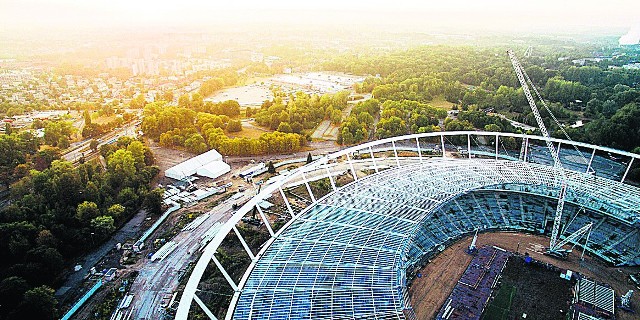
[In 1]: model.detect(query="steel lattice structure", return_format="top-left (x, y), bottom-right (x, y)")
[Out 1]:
top-left (176, 131), bottom-right (640, 320)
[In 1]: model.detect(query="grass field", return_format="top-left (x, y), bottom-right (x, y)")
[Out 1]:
top-left (482, 256), bottom-right (574, 320)
top-left (92, 114), bottom-right (117, 125)
top-left (482, 284), bottom-right (515, 320)
top-left (428, 95), bottom-right (456, 110)
top-left (227, 126), bottom-right (268, 139)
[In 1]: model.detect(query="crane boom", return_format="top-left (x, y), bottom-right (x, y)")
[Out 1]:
top-left (552, 222), bottom-right (592, 250)
top-left (507, 49), bottom-right (567, 251)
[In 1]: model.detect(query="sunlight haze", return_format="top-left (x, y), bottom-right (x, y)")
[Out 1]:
top-left (2, 0), bottom-right (639, 34)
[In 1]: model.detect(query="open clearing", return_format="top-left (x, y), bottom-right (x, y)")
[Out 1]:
top-left (229, 122), bottom-right (269, 139)
top-left (428, 95), bottom-right (456, 110)
top-left (205, 84), bottom-right (272, 106)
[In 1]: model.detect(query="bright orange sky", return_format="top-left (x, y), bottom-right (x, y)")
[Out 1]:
top-left (1, 0), bottom-right (639, 34)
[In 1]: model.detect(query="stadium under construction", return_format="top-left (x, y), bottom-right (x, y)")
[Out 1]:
top-left (175, 131), bottom-right (640, 320)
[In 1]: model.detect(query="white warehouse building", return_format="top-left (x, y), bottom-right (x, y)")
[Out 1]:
top-left (164, 149), bottom-right (230, 181)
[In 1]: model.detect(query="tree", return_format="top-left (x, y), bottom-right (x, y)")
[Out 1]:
top-left (144, 188), bottom-right (165, 215)
top-left (82, 123), bottom-right (102, 138)
top-left (0, 277), bottom-right (28, 315)
top-left (291, 122), bottom-right (303, 134)
top-left (4, 122), bottom-right (12, 135)
top-left (484, 124), bottom-right (501, 132)
top-left (91, 215), bottom-right (116, 236)
top-left (226, 120), bottom-right (242, 133)
top-left (162, 90), bottom-right (174, 102)
top-left (191, 93), bottom-right (204, 110)
top-left (57, 136), bottom-right (70, 149)
top-left (306, 152), bottom-right (313, 164)
top-left (25, 246), bottom-right (65, 283)
top-left (117, 187), bottom-right (139, 209)
top-left (107, 149), bottom-right (137, 180)
top-left (107, 204), bottom-right (126, 219)
top-left (36, 230), bottom-right (58, 248)
top-left (587, 103), bottom-right (640, 151)
top-left (178, 94), bottom-right (190, 108)
top-left (83, 109), bottom-right (92, 126)
top-left (337, 115), bottom-right (368, 145)
top-left (130, 94), bottom-right (146, 109)
top-left (17, 286), bottom-right (58, 320)
top-left (602, 100), bottom-right (618, 117)
top-left (44, 121), bottom-right (73, 146)
top-left (126, 140), bottom-right (146, 167)
top-left (216, 100), bottom-right (241, 117)
top-left (277, 122), bottom-right (292, 133)
top-left (376, 116), bottom-right (406, 139)
top-left (267, 161), bottom-right (276, 174)
top-left (184, 133), bottom-right (208, 154)
top-left (89, 139), bottom-right (99, 152)
top-left (76, 201), bottom-right (100, 222)
top-left (331, 109), bottom-right (342, 124)
top-left (32, 147), bottom-right (58, 171)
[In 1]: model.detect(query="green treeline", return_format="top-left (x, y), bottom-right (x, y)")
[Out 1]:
top-left (253, 90), bottom-right (350, 132)
top-left (338, 99), bottom-right (379, 144)
top-left (326, 46), bottom-right (640, 151)
top-left (0, 131), bottom-right (41, 188)
top-left (0, 137), bottom-right (160, 319)
top-left (141, 101), bottom-right (306, 156)
top-left (376, 100), bottom-right (447, 138)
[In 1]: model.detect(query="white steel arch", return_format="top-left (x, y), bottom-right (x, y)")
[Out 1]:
top-left (176, 131), bottom-right (640, 320)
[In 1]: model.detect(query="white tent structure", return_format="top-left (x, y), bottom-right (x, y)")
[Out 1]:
top-left (165, 149), bottom-right (230, 181)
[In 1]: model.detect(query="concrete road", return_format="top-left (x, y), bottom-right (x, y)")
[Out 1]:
top-left (127, 192), bottom-right (251, 319)
top-left (56, 209), bottom-right (147, 299)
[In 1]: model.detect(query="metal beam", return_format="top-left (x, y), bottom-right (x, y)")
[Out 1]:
top-left (586, 148), bottom-right (596, 173)
top-left (255, 205), bottom-right (274, 236)
top-left (416, 137), bottom-right (423, 163)
top-left (467, 134), bottom-right (472, 159)
top-left (326, 166), bottom-right (337, 191)
top-left (495, 133), bottom-right (499, 160)
top-left (301, 171), bottom-right (317, 203)
top-left (233, 226), bottom-right (255, 260)
top-left (369, 146), bottom-right (379, 172)
top-left (211, 255), bottom-right (238, 291)
top-left (279, 187), bottom-right (296, 218)
top-left (392, 141), bottom-right (400, 167)
top-left (194, 293), bottom-right (218, 320)
top-left (346, 153), bottom-right (358, 181)
top-left (622, 158), bottom-right (634, 183)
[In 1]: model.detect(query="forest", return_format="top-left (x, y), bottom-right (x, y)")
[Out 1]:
top-left (252, 90), bottom-right (350, 132)
top-left (140, 90), bottom-right (352, 156)
top-left (0, 135), bottom-right (161, 319)
top-left (141, 100), bottom-right (307, 156)
top-left (326, 45), bottom-right (640, 152)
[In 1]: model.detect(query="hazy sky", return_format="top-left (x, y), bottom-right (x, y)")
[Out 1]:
top-left (2, 0), bottom-right (639, 35)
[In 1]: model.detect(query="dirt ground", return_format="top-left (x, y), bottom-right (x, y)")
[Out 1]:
top-left (408, 232), bottom-right (640, 320)
top-left (148, 142), bottom-right (195, 173)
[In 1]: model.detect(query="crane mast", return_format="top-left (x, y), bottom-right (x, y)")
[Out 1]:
top-left (507, 49), bottom-right (567, 251)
